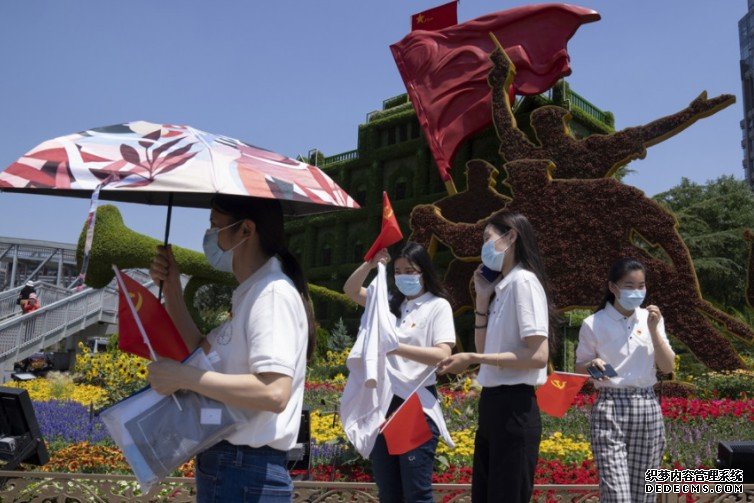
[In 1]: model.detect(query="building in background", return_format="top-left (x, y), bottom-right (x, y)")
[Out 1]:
top-left (740, 0), bottom-right (754, 188)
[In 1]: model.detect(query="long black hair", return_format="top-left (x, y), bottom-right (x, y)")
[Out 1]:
top-left (599, 258), bottom-right (646, 310)
top-left (211, 194), bottom-right (316, 359)
top-left (486, 212), bottom-right (560, 352)
top-left (389, 241), bottom-right (450, 318)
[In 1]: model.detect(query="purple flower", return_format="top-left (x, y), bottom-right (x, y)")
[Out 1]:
top-left (32, 400), bottom-right (110, 444)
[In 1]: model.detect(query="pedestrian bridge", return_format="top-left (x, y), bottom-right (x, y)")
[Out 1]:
top-left (0, 269), bottom-right (156, 379)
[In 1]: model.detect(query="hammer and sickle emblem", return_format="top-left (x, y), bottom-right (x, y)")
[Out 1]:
top-left (552, 379), bottom-right (566, 390)
top-left (383, 207), bottom-right (394, 220)
top-left (129, 292), bottom-right (143, 312)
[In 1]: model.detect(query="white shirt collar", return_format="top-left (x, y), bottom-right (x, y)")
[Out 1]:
top-left (495, 263), bottom-right (523, 292)
top-left (604, 301), bottom-right (637, 321)
top-left (234, 256), bottom-right (282, 299)
top-left (404, 290), bottom-right (433, 308)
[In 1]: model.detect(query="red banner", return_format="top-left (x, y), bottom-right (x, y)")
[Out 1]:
top-left (391, 4), bottom-right (599, 183)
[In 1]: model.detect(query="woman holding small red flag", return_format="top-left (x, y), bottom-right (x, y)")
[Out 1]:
top-left (438, 213), bottom-right (557, 503)
top-left (575, 258), bottom-right (675, 503)
top-left (344, 241), bottom-right (456, 503)
top-left (147, 194), bottom-right (313, 502)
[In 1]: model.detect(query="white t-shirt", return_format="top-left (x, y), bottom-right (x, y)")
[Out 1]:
top-left (387, 291), bottom-right (456, 387)
top-left (576, 303), bottom-right (674, 389)
top-left (477, 264), bottom-right (549, 387)
top-left (206, 257), bottom-right (308, 451)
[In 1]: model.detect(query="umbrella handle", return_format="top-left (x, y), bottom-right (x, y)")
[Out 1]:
top-left (158, 193), bottom-right (174, 301)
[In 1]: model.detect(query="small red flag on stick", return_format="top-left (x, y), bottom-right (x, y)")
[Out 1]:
top-left (364, 192), bottom-right (403, 261)
top-left (380, 392), bottom-right (433, 455)
top-left (535, 371), bottom-right (589, 418)
top-left (115, 267), bottom-right (189, 362)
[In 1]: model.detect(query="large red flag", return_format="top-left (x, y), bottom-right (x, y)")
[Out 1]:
top-left (391, 4), bottom-right (600, 186)
top-left (536, 372), bottom-right (589, 418)
top-left (380, 393), bottom-right (433, 455)
top-left (364, 192), bottom-right (403, 261)
top-left (116, 269), bottom-right (189, 361)
top-left (412, 1), bottom-right (457, 31)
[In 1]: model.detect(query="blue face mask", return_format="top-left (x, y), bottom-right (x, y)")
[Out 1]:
top-left (617, 289), bottom-right (646, 311)
top-left (481, 232), bottom-right (510, 272)
top-left (395, 274), bottom-right (423, 297)
top-left (202, 221), bottom-right (246, 273)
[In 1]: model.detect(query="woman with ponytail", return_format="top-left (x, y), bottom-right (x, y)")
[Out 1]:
top-left (147, 194), bottom-right (313, 502)
top-left (343, 241), bottom-right (456, 503)
top-left (438, 212), bottom-right (558, 503)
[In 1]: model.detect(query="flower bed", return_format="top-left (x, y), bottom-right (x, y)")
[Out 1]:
top-left (17, 345), bottom-right (754, 485)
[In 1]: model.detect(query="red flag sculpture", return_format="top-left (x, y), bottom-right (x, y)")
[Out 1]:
top-left (391, 4), bottom-right (600, 193)
top-left (412, 1), bottom-right (457, 31)
top-left (116, 269), bottom-right (189, 361)
top-left (536, 372), bottom-right (589, 418)
top-left (364, 192), bottom-right (403, 261)
top-left (379, 393), bottom-right (433, 455)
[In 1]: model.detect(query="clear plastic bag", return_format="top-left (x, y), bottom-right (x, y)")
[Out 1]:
top-left (100, 349), bottom-right (243, 493)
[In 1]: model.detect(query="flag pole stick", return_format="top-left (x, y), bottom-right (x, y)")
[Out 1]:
top-left (113, 266), bottom-right (183, 411)
top-left (380, 365), bottom-right (438, 432)
top-left (553, 371), bottom-right (591, 378)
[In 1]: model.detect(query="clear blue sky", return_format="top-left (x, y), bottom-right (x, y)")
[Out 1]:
top-left (0, 1), bottom-right (746, 251)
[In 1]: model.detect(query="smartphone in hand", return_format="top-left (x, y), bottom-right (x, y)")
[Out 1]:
top-left (588, 363), bottom-right (618, 379)
top-left (480, 265), bottom-right (500, 283)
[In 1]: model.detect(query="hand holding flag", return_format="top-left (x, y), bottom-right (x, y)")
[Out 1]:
top-left (114, 266), bottom-right (188, 410)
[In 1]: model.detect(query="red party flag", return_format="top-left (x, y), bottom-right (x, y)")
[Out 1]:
top-left (536, 372), bottom-right (589, 418)
top-left (364, 192), bottom-right (403, 261)
top-left (412, 1), bottom-right (457, 32)
top-left (391, 4), bottom-right (600, 185)
top-left (116, 268), bottom-right (189, 361)
top-left (380, 392), bottom-right (433, 455)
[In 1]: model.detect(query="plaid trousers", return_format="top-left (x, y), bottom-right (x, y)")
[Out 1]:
top-left (590, 387), bottom-right (665, 503)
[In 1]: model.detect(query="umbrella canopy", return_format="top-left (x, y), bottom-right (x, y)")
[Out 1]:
top-left (0, 121), bottom-right (359, 215)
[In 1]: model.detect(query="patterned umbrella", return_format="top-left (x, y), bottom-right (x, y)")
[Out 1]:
top-left (0, 120), bottom-right (359, 214)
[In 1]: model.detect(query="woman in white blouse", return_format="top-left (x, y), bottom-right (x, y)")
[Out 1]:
top-left (344, 241), bottom-right (456, 503)
top-left (438, 213), bottom-right (557, 503)
top-left (575, 258), bottom-right (675, 503)
top-left (147, 195), bottom-right (313, 502)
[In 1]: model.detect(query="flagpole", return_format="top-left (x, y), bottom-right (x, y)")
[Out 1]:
top-left (380, 365), bottom-right (438, 431)
top-left (113, 266), bottom-right (183, 411)
top-left (552, 371), bottom-right (591, 378)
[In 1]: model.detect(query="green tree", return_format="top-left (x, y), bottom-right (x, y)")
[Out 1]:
top-left (654, 176), bottom-right (754, 310)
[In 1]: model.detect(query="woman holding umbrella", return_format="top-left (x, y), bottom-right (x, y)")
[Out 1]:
top-left (147, 194), bottom-right (314, 503)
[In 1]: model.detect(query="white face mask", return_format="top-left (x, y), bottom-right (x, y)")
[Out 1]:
top-left (202, 221), bottom-right (247, 272)
top-left (480, 232), bottom-right (511, 272)
top-left (617, 288), bottom-right (646, 311)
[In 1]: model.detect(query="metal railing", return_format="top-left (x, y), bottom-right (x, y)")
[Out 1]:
top-left (568, 90), bottom-right (611, 125)
top-left (322, 149), bottom-right (359, 167)
top-left (0, 472), bottom-right (749, 502)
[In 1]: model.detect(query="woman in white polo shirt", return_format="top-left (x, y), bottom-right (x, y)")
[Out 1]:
top-left (146, 194), bottom-right (313, 502)
top-left (575, 258), bottom-right (675, 503)
top-left (344, 241), bottom-right (456, 503)
top-left (438, 212), bottom-right (556, 503)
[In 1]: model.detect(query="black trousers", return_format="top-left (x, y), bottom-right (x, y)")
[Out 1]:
top-left (472, 384), bottom-right (542, 503)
